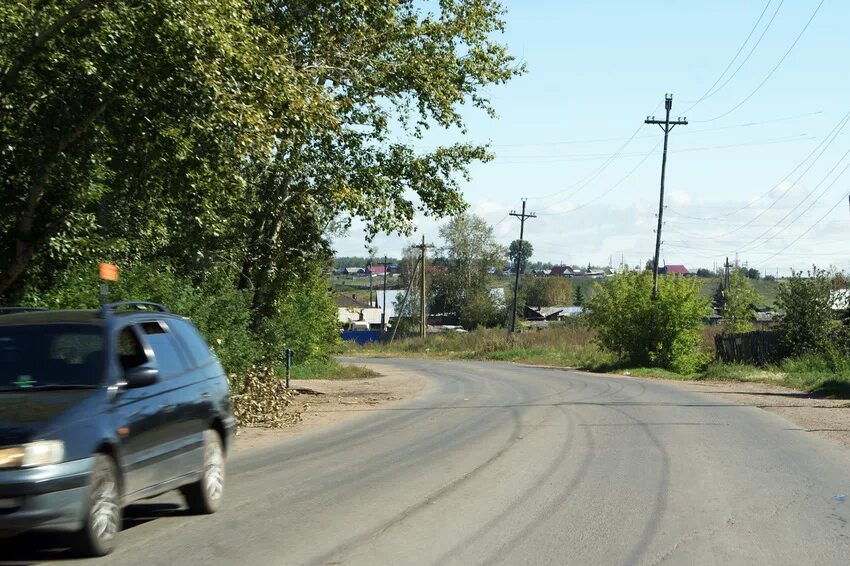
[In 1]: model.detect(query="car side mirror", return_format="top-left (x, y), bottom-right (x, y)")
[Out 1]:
top-left (124, 365), bottom-right (159, 388)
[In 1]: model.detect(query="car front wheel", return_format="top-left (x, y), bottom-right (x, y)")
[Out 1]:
top-left (181, 429), bottom-right (225, 514)
top-left (75, 453), bottom-right (121, 556)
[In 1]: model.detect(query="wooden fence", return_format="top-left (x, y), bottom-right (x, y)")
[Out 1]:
top-left (714, 330), bottom-right (781, 366)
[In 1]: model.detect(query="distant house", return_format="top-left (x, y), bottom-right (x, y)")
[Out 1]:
top-left (550, 265), bottom-right (570, 277)
top-left (523, 305), bottom-right (584, 322)
top-left (659, 264), bottom-right (690, 277)
top-left (336, 294), bottom-right (386, 334)
top-left (368, 264), bottom-right (388, 277)
top-left (342, 267), bottom-right (366, 276)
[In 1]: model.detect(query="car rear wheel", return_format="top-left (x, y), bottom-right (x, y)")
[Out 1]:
top-left (74, 453), bottom-right (121, 556)
top-left (181, 429), bottom-right (225, 514)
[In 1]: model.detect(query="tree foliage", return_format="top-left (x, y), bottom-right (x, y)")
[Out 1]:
top-left (431, 213), bottom-right (505, 328)
top-left (586, 270), bottom-right (711, 373)
top-left (1, 1), bottom-right (523, 365)
top-left (524, 277), bottom-right (572, 307)
top-left (508, 240), bottom-right (533, 274)
top-left (777, 267), bottom-right (844, 357)
top-left (723, 269), bottom-right (760, 334)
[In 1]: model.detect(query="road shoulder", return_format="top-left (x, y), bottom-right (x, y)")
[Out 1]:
top-left (233, 361), bottom-right (429, 453)
top-left (555, 365), bottom-right (850, 450)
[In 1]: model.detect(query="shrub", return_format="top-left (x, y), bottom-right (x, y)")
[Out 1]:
top-left (256, 260), bottom-right (339, 364)
top-left (723, 268), bottom-right (760, 334)
top-left (586, 269), bottom-right (711, 373)
top-left (776, 267), bottom-right (841, 357)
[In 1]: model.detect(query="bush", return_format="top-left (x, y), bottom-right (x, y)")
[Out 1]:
top-left (256, 260), bottom-right (339, 364)
top-left (458, 289), bottom-right (505, 330)
top-left (586, 269), bottom-right (711, 373)
top-left (776, 268), bottom-right (841, 357)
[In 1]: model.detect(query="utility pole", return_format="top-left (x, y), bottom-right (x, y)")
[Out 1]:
top-left (509, 199), bottom-right (536, 333)
top-left (367, 256), bottom-right (374, 307)
top-left (645, 94), bottom-right (687, 300)
top-left (381, 255), bottom-right (388, 332)
top-left (415, 235), bottom-right (432, 338)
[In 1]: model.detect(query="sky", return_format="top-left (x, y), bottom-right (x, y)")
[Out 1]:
top-left (332, 0), bottom-right (850, 276)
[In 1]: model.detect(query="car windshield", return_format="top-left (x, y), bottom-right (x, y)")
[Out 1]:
top-left (0, 324), bottom-right (104, 390)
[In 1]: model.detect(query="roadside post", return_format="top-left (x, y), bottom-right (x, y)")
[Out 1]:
top-left (285, 348), bottom-right (294, 389)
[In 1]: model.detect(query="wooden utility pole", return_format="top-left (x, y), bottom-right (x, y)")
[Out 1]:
top-left (390, 257), bottom-right (421, 344)
top-left (509, 199), bottom-right (536, 333)
top-left (381, 255), bottom-right (388, 332)
top-left (645, 94), bottom-right (687, 300)
top-left (415, 236), bottom-right (432, 338)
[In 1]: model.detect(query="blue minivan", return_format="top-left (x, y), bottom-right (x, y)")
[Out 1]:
top-left (0, 303), bottom-right (236, 556)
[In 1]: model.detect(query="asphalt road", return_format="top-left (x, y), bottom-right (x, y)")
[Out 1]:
top-left (4, 359), bottom-right (850, 565)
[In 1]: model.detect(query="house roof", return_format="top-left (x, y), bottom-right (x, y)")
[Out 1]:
top-left (662, 264), bottom-right (689, 275)
top-left (550, 265), bottom-right (570, 276)
top-left (368, 265), bottom-right (387, 275)
top-left (335, 294), bottom-right (371, 308)
top-left (343, 267), bottom-right (364, 274)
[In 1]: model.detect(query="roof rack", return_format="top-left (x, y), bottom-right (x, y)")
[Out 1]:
top-left (0, 307), bottom-right (48, 315)
top-left (100, 301), bottom-right (171, 316)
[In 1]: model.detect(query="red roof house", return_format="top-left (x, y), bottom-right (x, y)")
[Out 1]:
top-left (659, 264), bottom-right (690, 276)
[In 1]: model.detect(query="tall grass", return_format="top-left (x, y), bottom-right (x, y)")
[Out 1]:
top-left (347, 325), bottom-right (850, 398)
top-left (354, 326), bottom-right (618, 369)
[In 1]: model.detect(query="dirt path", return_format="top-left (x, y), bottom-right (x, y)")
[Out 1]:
top-left (234, 361), bottom-right (429, 453)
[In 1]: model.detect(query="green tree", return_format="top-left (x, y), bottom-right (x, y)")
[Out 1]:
top-left (234, 0), bottom-right (524, 322)
top-left (723, 269), bottom-right (760, 333)
top-left (586, 269), bottom-right (711, 373)
top-left (0, 0), bottom-right (297, 295)
top-left (777, 267), bottom-right (841, 357)
top-left (431, 213), bottom-right (505, 328)
top-left (508, 240), bottom-right (533, 274)
top-left (573, 286), bottom-right (585, 307)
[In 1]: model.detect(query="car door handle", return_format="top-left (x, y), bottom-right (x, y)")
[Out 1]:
top-left (163, 404), bottom-right (176, 414)
top-left (201, 392), bottom-right (210, 399)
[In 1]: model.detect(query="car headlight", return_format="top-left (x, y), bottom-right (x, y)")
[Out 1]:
top-left (0, 441), bottom-right (65, 469)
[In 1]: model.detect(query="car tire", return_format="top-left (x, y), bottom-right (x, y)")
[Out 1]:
top-left (181, 429), bottom-right (225, 514)
top-left (74, 453), bottom-right (121, 557)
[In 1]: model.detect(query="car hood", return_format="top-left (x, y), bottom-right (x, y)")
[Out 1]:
top-left (0, 390), bottom-right (92, 445)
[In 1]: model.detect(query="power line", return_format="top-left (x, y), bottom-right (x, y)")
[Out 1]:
top-left (535, 140), bottom-right (660, 215)
top-left (740, 156), bottom-right (850, 253)
top-left (694, 0), bottom-right (826, 123)
top-left (528, 123), bottom-right (646, 202)
top-left (682, 0), bottom-right (779, 113)
top-left (756, 188), bottom-right (850, 266)
top-left (496, 134), bottom-right (814, 163)
top-left (668, 111), bottom-right (850, 222)
top-left (487, 110), bottom-right (821, 148)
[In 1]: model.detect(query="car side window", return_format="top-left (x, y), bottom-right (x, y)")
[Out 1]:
top-left (140, 321), bottom-right (189, 377)
top-left (118, 327), bottom-right (148, 371)
top-left (169, 319), bottom-right (212, 367)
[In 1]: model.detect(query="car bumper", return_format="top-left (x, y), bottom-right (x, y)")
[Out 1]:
top-left (0, 457), bottom-right (94, 535)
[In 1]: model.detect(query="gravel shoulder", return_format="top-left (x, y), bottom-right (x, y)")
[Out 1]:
top-left (233, 360), bottom-right (430, 453)
top-left (675, 379), bottom-right (850, 449)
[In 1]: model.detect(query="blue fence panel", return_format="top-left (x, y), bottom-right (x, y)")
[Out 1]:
top-left (341, 330), bottom-right (383, 345)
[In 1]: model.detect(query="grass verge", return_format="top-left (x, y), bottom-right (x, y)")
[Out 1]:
top-left (288, 358), bottom-right (380, 380)
top-left (344, 328), bottom-right (850, 398)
